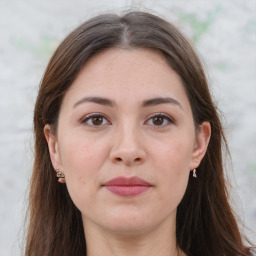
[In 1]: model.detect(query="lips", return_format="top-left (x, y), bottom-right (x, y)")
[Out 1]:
top-left (103, 176), bottom-right (152, 197)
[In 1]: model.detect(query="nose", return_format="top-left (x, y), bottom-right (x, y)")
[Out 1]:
top-left (110, 126), bottom-right (146, 166)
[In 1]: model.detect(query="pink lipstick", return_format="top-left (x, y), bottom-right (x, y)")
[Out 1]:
top-left (104, 176), bottom-right (152, 197)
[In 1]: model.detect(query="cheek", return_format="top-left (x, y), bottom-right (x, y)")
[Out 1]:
top-left (58, 135), bottom-right (109, 185)
top-left (58, 137), bottom-right (110, 210)
top-left (152, 135), bottom-right (193, 173)
top-left (150, 136), bottom-right (193, 200)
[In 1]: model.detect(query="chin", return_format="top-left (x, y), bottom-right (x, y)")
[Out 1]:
top-left (98, 210), bottom-right (165, 236)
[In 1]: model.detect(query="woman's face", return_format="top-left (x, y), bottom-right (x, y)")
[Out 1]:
top-left (45, 48), bottom-right (210, 236)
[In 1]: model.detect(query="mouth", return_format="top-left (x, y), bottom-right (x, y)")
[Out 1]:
top-left (103, 176), bottom-right (153, 197)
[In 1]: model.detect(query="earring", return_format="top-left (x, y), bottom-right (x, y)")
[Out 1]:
top-left (56, 167), bottom-right (66, 183)
top-left (193, 169), bottom-right (197, 178)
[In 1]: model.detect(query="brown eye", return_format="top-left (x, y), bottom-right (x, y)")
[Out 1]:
top-left (145, 114), bottom-right (174, 127)
top-left (152, 116), bottom-right (164, 126)
top-left (82, 114), bottom-right (110, 127)
top-left (91, 116), bottom-right (104, 126)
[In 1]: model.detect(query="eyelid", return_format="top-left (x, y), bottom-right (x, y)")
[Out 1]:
top-left (144, 113), bottom-right (175, 126)
top-left (80, 113), bottom-right (111, 126)
top-left (79, 112), bottom-right (174, 127)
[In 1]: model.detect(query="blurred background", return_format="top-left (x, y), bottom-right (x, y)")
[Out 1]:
top-left (0, 0), bottom-right (255, 255)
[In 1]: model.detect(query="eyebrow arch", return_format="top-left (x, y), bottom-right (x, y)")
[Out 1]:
top-left (142, 97), bottom-right (183, 110)
top-left (73, 96), bottom-right (115, 108)
top-left (73, 96), bottom-right (183, 110)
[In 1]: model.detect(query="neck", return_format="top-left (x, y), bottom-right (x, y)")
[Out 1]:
top-left (83, 219), bottom-right (184, 256)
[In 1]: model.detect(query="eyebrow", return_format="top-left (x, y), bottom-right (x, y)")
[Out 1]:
top-left (73, 96), bottom-right (115, 108)
top-left (73, 96), bottom-right (183, 110)
top-left (142, 97), bottom-right (183, 110)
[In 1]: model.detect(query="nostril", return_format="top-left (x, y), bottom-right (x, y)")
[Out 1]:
top-left (116, 157), bottom-right (122, 162)
top-left (114, 157), bottom-right (142, 163)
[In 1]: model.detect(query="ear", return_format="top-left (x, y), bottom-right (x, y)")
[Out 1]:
top-left (189, 121), bottom-right (211, 170)
top-left (44, 124), bottom-right (63, 173)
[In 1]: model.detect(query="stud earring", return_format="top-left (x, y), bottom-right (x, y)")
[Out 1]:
top-left (193, 169), bottom-right (197, 178)
top-left (56, 167), bottom-right (66, 183)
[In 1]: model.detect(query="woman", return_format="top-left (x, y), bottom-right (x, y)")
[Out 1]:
top-left (25, 11), bottom-right (255, 256)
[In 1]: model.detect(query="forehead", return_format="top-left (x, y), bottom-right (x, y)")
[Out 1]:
top-left (75, 48), bottom-right (176, 88)
top-left (63, 48), bottom-right (190, 110)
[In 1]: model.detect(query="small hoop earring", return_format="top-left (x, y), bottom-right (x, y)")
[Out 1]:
top-left (193, 169), bottom-right (197, 178)
top-left (56, 167), bottom-right (66, 183)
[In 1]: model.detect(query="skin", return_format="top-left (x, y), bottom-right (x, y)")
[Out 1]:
top-left (45, 48), bottom-right (211, 256)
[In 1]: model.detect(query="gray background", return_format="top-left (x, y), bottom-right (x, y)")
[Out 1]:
top-left (0, 0), bottom-right (255, 255)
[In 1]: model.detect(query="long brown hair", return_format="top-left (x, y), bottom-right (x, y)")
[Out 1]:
top-left (25, 11), bottom-right (252, 256)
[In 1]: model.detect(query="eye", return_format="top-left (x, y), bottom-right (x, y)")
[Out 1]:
top-left (145, 113), bottom-right (174, 127)
top-left (81, 114), bottom-right (111, 127)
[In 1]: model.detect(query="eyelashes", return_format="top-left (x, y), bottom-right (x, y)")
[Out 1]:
top-left (81, 113), bottom-right (175, 128)
top-left (81, 113), bottom-right (111, 127)
top-left (145, 113), bottom-right (175, 127)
